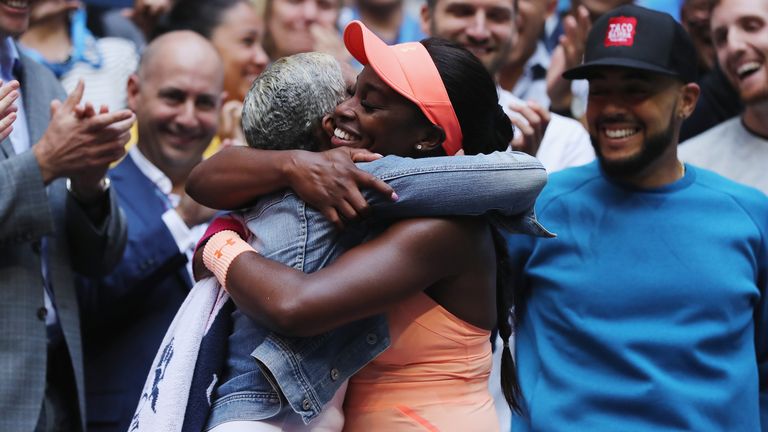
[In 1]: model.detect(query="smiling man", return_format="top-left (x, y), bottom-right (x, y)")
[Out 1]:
top-left (76, 30), bottom-right (223, 432)
top-left (680, 0), bottom-right (768, 194)
top-left (421, 0), bottom-right (515, 74)
top-left (507, 5), bottom-right (768, 431)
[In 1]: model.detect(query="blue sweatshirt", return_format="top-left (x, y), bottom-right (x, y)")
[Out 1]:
top-left (508, 162), bottom-right (768, 431)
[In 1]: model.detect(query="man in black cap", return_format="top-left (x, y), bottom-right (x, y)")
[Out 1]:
top-left (506, 5), bottom-right (768, 431)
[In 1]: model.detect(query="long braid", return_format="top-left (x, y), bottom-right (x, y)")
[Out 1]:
top-left (491, 226), bottom-right (523, 415)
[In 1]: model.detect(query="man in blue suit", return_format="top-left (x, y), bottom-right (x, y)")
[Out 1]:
top-left (77, 31), bottom-right (224, 432)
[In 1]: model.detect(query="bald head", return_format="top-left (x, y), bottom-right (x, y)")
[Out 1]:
top-left (139, 31), bottom-right (224, 88)
top-left (128, 30), bottom-right (225, 183)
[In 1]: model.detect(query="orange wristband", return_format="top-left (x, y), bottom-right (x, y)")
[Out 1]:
top-left (203, 230), bottom-right (257, 289)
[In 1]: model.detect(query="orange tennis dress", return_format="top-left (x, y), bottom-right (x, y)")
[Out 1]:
top-left (343, 292), bottom-right (499, 432)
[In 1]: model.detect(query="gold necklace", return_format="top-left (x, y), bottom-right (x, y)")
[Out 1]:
top-left (679, 160), bottom-right (686, 179)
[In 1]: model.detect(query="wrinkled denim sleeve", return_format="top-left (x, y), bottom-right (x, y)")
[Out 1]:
top-left (359, 151), bottom-right (546, 218)
top-left (357, 151), bottom-right (551, 236)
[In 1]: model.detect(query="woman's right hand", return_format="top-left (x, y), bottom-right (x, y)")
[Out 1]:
top-left (0, 80), bottom-right (19, 142)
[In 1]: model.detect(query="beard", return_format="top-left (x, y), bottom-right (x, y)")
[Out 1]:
top-left (590, 114), bottom-right (676, 179)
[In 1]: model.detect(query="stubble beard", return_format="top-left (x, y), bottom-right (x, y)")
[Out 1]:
top-left (591, 114), bottom-right (677, 179)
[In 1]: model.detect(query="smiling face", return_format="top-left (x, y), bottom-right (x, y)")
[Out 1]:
top-left (421, 0), bottom-right (516, 74)
top-left (129, 35), bottom-right (224, 179)
top-left (322, 66), bottom-right (438, 157)
top-left (0, 0), bottom-right (31, 37)
top-left (586, 68), bottom-right (696, 178)
top-left (210, 2), bottom-right (269, 102)
top-left (711, 0), bottom-right (768, 106)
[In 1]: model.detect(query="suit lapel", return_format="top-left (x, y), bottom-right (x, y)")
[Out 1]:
top-left (111, 155), bottom-right (195, 289)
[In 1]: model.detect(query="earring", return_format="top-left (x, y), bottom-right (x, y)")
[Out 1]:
top-left (415, 144), bottom-right (424, 151)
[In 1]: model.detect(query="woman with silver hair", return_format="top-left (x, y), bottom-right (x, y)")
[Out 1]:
top-left (241, 52), bottom-right (346, 152)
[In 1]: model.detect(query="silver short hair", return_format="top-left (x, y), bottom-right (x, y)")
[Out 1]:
top-left (242, 52), bottom-right (346, 151)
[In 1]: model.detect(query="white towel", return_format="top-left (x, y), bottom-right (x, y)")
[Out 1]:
top-left (128, 277), bottom-right (229, 432)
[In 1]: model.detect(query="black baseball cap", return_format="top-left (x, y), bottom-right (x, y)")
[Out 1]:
top-left (563, 5), bottom-right (698, 83)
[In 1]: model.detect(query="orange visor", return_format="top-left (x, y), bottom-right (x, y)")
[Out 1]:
top-left (343, 20), bottom-right (463, 156)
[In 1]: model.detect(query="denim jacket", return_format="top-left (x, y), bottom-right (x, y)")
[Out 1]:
top-left (207, 152), bottom-right (549, 427)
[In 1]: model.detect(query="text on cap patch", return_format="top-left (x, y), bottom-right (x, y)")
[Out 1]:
top-left (605, 16), bottom-right (637, 47)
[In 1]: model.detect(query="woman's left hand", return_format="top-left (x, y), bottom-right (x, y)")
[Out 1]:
top-left (287, 147), bottom-right (396, 229)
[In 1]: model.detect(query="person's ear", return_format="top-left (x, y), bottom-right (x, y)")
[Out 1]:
top-left (126, 74), bottom-right (140, 112)
top-left (678, 82), bottom-right (700, 120)
top-left (414, 124), bottom-right (446, 153)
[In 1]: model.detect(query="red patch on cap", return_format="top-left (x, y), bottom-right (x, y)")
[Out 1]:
top-left (605, 16), bottom-right (637, 47)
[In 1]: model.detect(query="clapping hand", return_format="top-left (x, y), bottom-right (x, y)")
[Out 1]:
top-left (0, 80), bottom-right (19, 142)
top-left (33, 80), bottom-right (135, 200)
top-left (546, 5), bottom-right (591, 115)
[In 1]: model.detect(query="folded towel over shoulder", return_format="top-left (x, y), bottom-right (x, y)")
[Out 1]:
top-left (129, 277), bottom-right (233, 432)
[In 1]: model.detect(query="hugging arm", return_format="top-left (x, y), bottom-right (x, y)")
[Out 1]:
top-left (186, 146), bottom-right (394, 227)
top-left (192, 150), bottom-right (547, 279)
top-left (191, 150), bottom-right (547, 279)
top-left (223, 217), bottom-right (484, 337)
top-left (188, 146), bottom-right (547, 223)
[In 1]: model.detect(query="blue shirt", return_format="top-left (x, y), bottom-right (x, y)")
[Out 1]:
top-left (509, 162), bottom-right (768, 431)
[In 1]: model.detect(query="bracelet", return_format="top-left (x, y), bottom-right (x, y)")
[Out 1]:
top-left (203, 230), bottom-right (257, 289)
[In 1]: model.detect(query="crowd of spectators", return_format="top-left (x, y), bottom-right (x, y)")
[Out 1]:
top-left (1, 0), bottom-right (765, 431)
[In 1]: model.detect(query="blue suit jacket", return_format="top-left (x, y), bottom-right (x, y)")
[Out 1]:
top-left (78, 154), bottom-right (193, 432)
